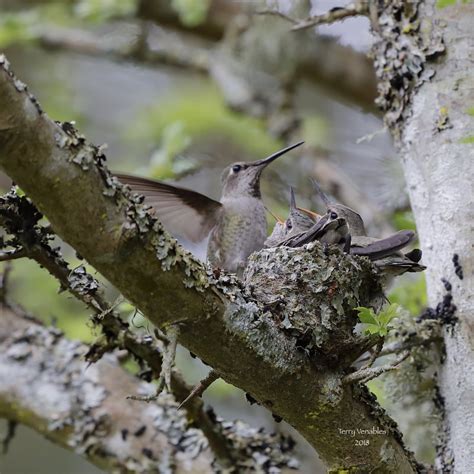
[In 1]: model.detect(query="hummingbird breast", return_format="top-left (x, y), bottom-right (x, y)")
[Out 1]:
top-left (207, 197), bottom-right (267, 273)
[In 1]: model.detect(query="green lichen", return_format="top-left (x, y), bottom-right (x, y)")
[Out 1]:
top-left (436, 0), bottom-right (457, 8)
top-left (459, 135), bottom-right (474, 144)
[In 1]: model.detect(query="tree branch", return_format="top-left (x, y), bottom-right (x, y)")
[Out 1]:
top-left (0, 248), bottom-right (26, 261)
top-left (0, 190), bottom-right (234, 467)
top-left (0, 304), bottom-right (297, 473)
top-left (37, 25), bottom-right (210, 75)
top-left (291, 2), bottom-right (369, 32)
top-left (343, 351), bottom-right (410, 385)
top-left (0, 305), bottom-right (215, 473)
top-left (0, 56), bottom-right (420, 471)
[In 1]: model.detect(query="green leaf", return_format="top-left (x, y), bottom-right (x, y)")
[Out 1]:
top-left (364, 324), bottom-right (382, 335)
top-left (378, 303), bottom-right (400, 326)
top-left (356, 306), bottom-right (377, 325)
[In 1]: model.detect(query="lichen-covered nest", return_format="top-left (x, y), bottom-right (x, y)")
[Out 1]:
top-left (244, 243), bottom-right (383, 361)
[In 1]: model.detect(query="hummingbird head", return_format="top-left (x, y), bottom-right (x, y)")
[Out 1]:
top-left (284, 187), bottom-right (318, 234)
top-left (311, 178), bottom-right (366, 236)
top-left (221, 142), bottom-right (304, 198)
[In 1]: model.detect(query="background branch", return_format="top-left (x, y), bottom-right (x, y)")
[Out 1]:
top-left (0, 303), bottom-right (297, 473)
top-left (0, 304), bottom-right (215, 473)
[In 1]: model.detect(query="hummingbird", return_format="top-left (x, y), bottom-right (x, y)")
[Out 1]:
top-left (116, 141), bottom-right (304, 273)
top-left (264, 187), bottom-right (319, 247)
top-left (304, 179), bottom-right (426, 281)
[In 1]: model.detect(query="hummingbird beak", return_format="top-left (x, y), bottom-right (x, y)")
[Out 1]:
top-left (265, 206), bottom-right (284, 224)
top-left (298, 207), bottom-right (320, 221)
top-left (289, 186), bottom-right (297, 210)
top-left (250, 141), bottom-right (305, 168)
top-left (311, 178), bottom-right (331, 207)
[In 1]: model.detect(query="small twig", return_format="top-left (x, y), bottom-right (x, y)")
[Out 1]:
top-left (129, 325), bottom-right (180, 401)
top-left (2, 420), bottom-right (17, 454)
top-left (178, 370), bottom-right (220, 410)
top-left (364, 338), bottom-right (384, 369)
top-left (343, 351), bottom-right (410, 385)
top-left (291, 2), bottom-right (368, 32)
top-left (162, 325), bottom-right (179, 392)
top-left (0, 248), bottom-right (27, 261)
top-left (357, 331), bottom-right (443, 364)
top-left (0, 261), bottom-right (12, 303)
top-left (255, 9), bottom-right (298, 24)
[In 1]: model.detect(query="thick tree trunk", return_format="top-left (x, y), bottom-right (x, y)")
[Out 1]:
top-left (373, 1), bottom-right (474, 472)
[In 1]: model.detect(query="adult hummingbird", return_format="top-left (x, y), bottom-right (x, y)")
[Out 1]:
top-left (116, 141), bottom-right (304, 273)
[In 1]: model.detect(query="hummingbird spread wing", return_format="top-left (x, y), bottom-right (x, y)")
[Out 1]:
top-left (116, 173), bottom-right (222, 243)
top-left (351, 230), bottom-right (415, 260)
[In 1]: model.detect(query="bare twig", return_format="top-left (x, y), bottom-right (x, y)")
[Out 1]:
top-left (129, 325), bottom-right (180, 401)
top-left (1, 420), bottom-right (16, 454)
top-left (291, 2), bottom-right (369, 32)
top-left (343, 351), bottom-right (410, 385)
top-left (255, 9), bottom-right (298, 24)
top-left (0, 248), bottom-right (26, 261)
top-left (364, 338), bottom-right (384, 369)
top-left (178, 370), bottom-right (220, 410)
top-left (0, 261), bottom-right (12, 303)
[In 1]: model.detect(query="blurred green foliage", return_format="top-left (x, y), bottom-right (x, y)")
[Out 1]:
top-left (301, 115), bottom-right (330, 147)
top-left (74, 0), bottom-right (137, 22)
top-left (435, 0), bottom-right (455, 7)
top-left (171, 0), bottom-right (210, 27)
top-left (389, 275), bottom-right (427, 315)
top-left (145, 122), bottom-right (194, 179)
top-left (392, 210), bottom-right (416, 232)
top-left (0, 0), bottom-right (137, 48)
top-left (0, 5), bottom-right (73, 48)
top-left (6, 258), bottom-right (93, 342)
top-left (460, 135), bottom-right (474, 144)
top-left (0, 11), bottom-right (36, 47)
top-left (130, 85), bottom-right (282, 176)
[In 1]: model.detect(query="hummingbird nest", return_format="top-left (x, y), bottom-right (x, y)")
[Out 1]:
top-left (243, 243), bottom-right (383, 364)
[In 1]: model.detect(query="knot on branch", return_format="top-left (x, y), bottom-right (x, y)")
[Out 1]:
top-left (244, 243), bottom-right (383, 363)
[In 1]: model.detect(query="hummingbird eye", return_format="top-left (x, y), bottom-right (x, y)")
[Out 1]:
top-left (232, 164), bottom-right (242, 173)
top-left (286, 220), bottom-right (293, 230)
top-left (330, 211), bottom-right (338, 219)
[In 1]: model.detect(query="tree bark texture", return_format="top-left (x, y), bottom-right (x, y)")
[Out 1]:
top-left (371, 1), bottom-right (474, 472)
top-left (0, 305), bottom-right (214, 473)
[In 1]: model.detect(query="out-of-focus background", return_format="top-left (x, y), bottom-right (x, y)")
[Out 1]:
top-left (0, 1), bottom-right (433, 473)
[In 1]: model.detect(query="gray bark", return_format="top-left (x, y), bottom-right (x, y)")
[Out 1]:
top-left (0, 55), bottom-right (419, 471)
top-left (0, 305), bottom-right (214, 473)
top-left (372, 1), bottom-right (474, 472)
